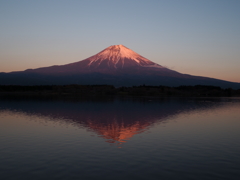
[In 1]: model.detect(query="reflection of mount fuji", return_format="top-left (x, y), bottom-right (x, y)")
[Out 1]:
top-left (0, 98), bottom-right (222, 144)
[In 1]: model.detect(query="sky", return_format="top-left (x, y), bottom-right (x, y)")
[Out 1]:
top-left (1, 0), bottom-right (240, 82)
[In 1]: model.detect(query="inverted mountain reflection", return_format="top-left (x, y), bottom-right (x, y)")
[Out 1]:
top-left (87, 119), bottom-right (151, 144)
top-left (0, 98), bottom-right (224, 144)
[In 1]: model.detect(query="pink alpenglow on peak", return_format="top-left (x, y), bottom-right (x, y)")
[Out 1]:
top-left (86, 44), bottom-right (164, 69)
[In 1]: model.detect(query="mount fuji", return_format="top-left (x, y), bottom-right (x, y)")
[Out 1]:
top-left (0, 45), bottom-right (239, 88)
top-left (23, 44), bottom-right (175, 75)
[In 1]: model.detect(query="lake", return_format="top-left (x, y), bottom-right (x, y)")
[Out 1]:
top-left (0, 97), bottom-right (240, 180)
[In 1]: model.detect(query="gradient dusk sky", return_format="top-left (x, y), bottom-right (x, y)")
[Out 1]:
top-left (1, 0), bottom-right (240, 82)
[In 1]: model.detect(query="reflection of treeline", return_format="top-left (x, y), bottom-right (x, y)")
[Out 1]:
top-left (0, 84), bottom-right (240, 97)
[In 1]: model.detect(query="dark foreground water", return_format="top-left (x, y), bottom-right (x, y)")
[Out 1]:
top-left (0, 97), bottom-right (240, 180)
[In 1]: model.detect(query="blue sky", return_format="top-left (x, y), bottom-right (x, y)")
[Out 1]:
top-left (1, 0), bottom-right (240, 82)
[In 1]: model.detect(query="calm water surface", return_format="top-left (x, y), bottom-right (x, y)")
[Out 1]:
top-left (0, 97), bottom-right (240, 180)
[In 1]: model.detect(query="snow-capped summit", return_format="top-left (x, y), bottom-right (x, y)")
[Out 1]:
top-left (86, 44), bottom-right (163, 69)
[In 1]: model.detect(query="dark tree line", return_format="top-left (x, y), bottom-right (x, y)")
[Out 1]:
top-left (0, 84), bottom-right (240, 97)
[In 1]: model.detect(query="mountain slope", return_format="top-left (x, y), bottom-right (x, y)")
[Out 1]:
top-left (0, 45), bottom-right (240, 88)
top-left (24, 44), bottom-right (175, 75)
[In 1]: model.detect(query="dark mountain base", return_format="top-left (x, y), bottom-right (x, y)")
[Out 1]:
top-left (0, 72), bottom-right (240, 89)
